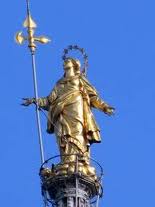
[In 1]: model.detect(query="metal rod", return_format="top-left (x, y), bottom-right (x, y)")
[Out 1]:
top-left (26, 0), bottom-right (31, 16)
top-left (75, 155), bottom-right (79, 207)
top-left (96, 175), bottom-right (103, 207)
top-left (31, 52), bottom-right (45, 164)
top-left (43, 189), bottom-right (49, 207)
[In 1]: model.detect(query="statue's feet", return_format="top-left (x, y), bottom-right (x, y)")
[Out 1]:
top-left (55, 163), bottom-right (69, 175)
top-left (78, 163), bottom-right (97, 181)
top-left (40, 162), bottom-right (98, 182)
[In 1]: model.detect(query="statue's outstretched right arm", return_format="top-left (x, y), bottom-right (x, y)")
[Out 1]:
top-left (22, 86), bottom-right (57, 111)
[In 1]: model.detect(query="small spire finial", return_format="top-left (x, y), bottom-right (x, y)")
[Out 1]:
top-left (15, 0), bottom-right (51, 53)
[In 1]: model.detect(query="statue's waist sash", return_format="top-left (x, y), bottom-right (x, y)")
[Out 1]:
top-left (50, 90), bottom-right (82, 121)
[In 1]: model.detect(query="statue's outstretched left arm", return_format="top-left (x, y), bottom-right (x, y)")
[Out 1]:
top-left (89, 94), bottom-right (114, 115)
top-left (81, 76), bottom-right (115, 115)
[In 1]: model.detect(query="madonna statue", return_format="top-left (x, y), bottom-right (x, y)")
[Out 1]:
top-left (23, 56), bottom-right (114, 178)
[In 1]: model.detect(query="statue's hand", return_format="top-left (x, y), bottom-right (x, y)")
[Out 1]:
top-left (104, 106), bottom-right (115, 116)
top-left (21, 98), bottom-right (35, 106)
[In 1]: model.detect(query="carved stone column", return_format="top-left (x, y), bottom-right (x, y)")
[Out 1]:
top-left (42, 174), bottom-right (100, 207)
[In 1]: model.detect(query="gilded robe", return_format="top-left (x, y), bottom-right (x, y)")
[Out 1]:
top-left (38, 74), bottom-right (108, 161)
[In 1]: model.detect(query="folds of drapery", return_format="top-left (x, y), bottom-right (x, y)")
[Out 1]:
top-left (37, 75), bottom-right (109, 146)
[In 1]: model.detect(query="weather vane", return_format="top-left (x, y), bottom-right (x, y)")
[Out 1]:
top-left (15, 0), bottom-right (50, 52)
top-left (15, 0), bottom-right (51, 164)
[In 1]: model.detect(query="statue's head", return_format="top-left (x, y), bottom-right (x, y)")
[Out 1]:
top-left (63, 58), bottom-right (81, 75)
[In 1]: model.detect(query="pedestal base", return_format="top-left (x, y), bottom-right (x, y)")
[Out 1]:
top-left (40, 155), bottom-right (103, 207)
top-left (42, 173), bottom-right (100, 207)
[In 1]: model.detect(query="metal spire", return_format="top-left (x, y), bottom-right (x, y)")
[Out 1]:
top-left (26, 0), bottom-right (31, 16)
top-left (15, 0), bottom-right (51, 164)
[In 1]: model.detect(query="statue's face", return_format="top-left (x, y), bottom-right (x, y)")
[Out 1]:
top-left (63, 59), bottom-right (74, 71)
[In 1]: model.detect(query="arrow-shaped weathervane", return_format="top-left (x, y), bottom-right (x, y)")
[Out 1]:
top-left (15, 0), bottom-right (51, 164)
top-left (15, 0), bottom-right (50, 51)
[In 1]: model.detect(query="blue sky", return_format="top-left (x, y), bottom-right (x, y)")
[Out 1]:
top-left (0, 0), bottom-right (155, 206)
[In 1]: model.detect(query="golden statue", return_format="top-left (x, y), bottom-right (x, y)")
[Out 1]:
top-left (23, 56), bottom-right (114, 179)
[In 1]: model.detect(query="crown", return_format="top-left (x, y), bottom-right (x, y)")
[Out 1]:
top-left (62, 45), bottom-right (88, 76)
